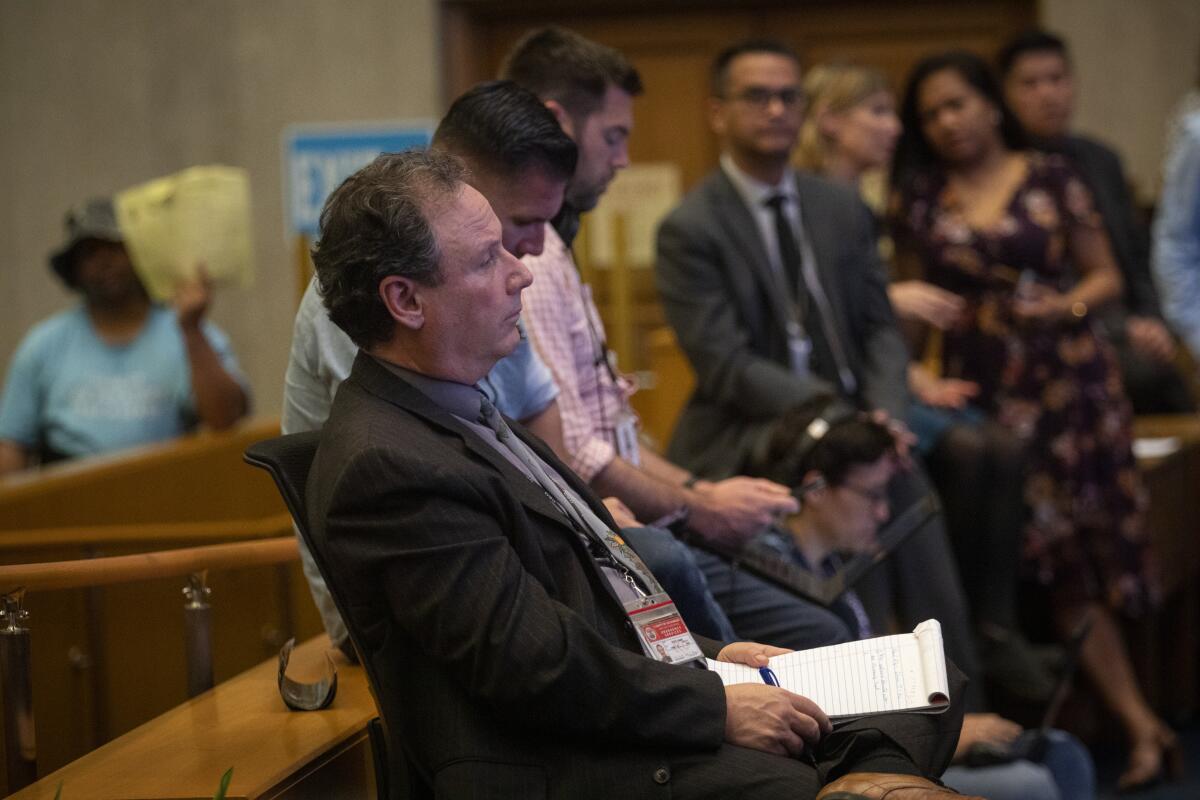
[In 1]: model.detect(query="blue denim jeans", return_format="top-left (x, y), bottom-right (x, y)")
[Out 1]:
top-left (942, 729), bottom-right (1095, 800)
top-left (619, 526), bottom-right (738, 642)
top-left (686, 544), bottom-right (854, 649)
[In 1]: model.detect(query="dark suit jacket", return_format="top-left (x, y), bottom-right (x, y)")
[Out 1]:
top-left (655, 167), bottom-right (910, 478)
top-left (1042, 134), bottom-right (1161, 321)
top-left (1035, 137), bottom-right (1195, 412)
top-left (306, 354), bottom-right (728, 797)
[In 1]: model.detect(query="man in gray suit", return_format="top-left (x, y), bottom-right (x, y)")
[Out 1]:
top-left (655, 39), bottom-right (983, 707)
top-left (306, 148), bottom-right (976, 800)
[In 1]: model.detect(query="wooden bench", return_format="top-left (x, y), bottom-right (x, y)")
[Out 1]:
top-left (1129, 415), bottom-right (1200, 721)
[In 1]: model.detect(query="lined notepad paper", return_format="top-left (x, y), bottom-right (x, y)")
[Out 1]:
top-left (706, 619), bottom-right (950, 719)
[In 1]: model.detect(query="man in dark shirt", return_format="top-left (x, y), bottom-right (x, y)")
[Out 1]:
top-left (999, 29), bottom-right (1194, 413)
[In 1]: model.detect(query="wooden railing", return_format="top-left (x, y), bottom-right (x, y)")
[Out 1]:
top-left (0, 537), bottom-right (298, 595)
top-left (0, 419), bottom-right (324, 791)
top-left (0, 536), bottom-right (304, 794)
top-left (0, 514), bottom-right (295, 552)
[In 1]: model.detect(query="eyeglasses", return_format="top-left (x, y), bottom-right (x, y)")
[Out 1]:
top-left (837, 483), bottom-right (889, 508)
top-left (729, 87), bottom-right (805, 111)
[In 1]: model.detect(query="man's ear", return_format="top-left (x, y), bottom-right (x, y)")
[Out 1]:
top-left (544, 100), bottom-right (575, 138)
top-left (379, 275), bottom-right (424, 331)
top-left (707, 97), bottom-right (727, 137)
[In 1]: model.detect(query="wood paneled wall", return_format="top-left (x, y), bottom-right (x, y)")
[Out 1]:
top-left (445, 0), bottom-right (1036, 194)
top-left (442, 0), bottom-right (1036, 446)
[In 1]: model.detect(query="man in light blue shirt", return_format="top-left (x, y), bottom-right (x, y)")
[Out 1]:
top-left (1153, 96), bottom-right (1200, 361)
top-left (0, 198), bottom-right (248, 474)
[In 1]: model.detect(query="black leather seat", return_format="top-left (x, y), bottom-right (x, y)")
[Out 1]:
top-left (245, 432), bottom-right (428, 800)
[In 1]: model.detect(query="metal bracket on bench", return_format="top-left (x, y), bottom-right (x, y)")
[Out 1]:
top-left (277, 637), bottom-right (338, 711)
top-left (0, 589), bottom-right (37, 793)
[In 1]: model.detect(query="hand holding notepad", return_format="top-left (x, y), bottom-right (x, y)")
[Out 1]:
top-left (707, 620), bottom-right (950, 721)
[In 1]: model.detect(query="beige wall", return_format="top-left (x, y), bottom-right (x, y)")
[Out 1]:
top-left (1042, 0), bottom-right (1200, 202)
top-left (0, 0), bottom-right (439, 414)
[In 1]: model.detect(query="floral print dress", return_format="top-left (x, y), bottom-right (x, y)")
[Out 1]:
top-left (895, 152), bottom-right (1154, 614)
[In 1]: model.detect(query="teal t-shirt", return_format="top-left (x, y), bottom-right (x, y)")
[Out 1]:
top-left (0, 305), bottom-right (245, 460)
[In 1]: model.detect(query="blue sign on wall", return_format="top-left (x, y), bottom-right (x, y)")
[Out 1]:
top-left (283, 122), bottom-right (433, 237)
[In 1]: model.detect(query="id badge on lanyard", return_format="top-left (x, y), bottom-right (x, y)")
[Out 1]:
top-left (624, 593), bottom-right (705, 665)
top-left (786, 320), bottom-right (813, 376)
top-left (614, 409), bottom-right (641, 466)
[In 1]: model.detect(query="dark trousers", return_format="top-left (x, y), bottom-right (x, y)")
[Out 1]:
top-left (667, 662), bottom-right (968, 798)
top-left (853, 464), bottom-right (984, 711)
top-left (925, 420), bottom-right (1027, 631)
top-left (1115, 336), bottom-right (1196, 414)
top-left (687, 546), bottom-right (855, 649)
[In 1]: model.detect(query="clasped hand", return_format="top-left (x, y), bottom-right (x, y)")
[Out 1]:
top-left (1126, 316), bottom-right (1177, 363)
top-left (1012, 282), bottom-right (1069, 323)
top-left (909, 364), bottom-right (980, 410)
top-left (888, 280), bottom-right (965, 330)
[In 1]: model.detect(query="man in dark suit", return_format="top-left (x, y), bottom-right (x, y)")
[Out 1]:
top-left (655, 40), bottom-right (985, 709)
top-left (305, 148), bottom-right (975, 798)
top-left (999, 29), bottom-right (1194, 414)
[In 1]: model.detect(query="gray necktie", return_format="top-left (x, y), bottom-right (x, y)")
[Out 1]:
top-left (765, 193), bottom-right (858, 395)
top-left (477, 394), bottom-right (663, 595)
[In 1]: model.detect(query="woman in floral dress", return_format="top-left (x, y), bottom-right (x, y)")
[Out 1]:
top-left (891, 50), bottom-right (1175, 790)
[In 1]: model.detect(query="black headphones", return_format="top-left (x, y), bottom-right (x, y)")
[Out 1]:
top-left (794, 474), bottom-right (827, 500)
top-left (766, 398), bottom-right (860, 498)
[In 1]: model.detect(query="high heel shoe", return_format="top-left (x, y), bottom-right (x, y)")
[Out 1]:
top-left (1118, 723), bottom-right (1184, 792)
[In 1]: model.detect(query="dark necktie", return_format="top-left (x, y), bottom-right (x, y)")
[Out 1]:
top-left (765, 193), bottom-right (856, 395)
top-left (765, 193), bottom-right (804, 301)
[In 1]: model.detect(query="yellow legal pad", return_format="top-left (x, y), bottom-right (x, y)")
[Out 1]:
top-left (115, 165), bottom-right (255, 301)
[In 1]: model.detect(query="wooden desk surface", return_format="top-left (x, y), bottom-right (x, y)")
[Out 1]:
top-left (1133, 414), bottom-right (1200, 595)
top-left (1134, 414), bottom-right (1200, 466)
top-left (9, 636), bottom-right (378, 800)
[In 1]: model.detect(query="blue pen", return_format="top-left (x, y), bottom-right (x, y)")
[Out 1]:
top-left (759, 666), bottom-right (780, 687)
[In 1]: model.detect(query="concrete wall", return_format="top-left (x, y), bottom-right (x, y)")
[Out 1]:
top-left (1043, 0), bottom-right (1200, 202)
top-left (0, 0), bottom-right (439, 414)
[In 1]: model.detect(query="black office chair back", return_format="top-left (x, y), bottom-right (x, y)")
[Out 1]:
top-left (244, 432), bottom-right (427, 800)
top-left (244, 431), bottom-right (322, 538)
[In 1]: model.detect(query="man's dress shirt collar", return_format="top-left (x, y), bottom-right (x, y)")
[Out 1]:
top-left (719, 153), bottom-right (803, 283)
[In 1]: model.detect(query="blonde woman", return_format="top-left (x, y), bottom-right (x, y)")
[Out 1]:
top-left (798, 63), bottom-right (963, 337)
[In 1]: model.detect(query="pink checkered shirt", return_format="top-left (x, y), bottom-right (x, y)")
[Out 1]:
top-left (521, 223), bottom-right (637, 482)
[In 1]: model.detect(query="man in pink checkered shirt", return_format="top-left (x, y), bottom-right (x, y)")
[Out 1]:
top-left (506, 27), bottom-right (863, 650)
